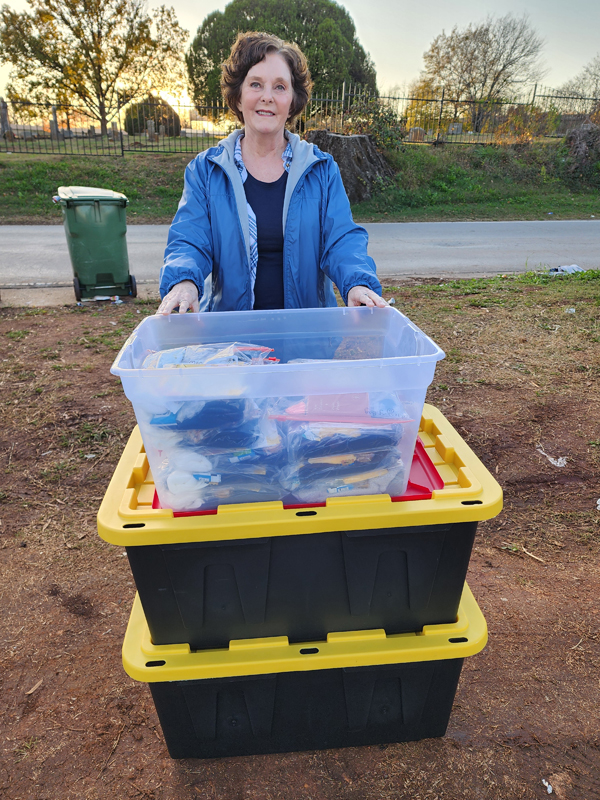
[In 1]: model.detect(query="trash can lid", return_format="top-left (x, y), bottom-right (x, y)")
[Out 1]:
top-left (57, 186), bottom-right (128, 202)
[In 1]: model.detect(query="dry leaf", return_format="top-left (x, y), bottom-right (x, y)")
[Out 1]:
top-left (25, 678), bottom-right (43, 695)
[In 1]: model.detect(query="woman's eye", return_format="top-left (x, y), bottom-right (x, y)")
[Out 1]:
top-left (250, 81), bottom-right (261, 88)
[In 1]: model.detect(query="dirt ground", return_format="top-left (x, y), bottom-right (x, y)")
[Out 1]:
top-left (1, 277), bottom-right (599, 800)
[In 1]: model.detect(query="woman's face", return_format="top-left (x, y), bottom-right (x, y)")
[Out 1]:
top-left (238, 52), bottom-right (294, 139)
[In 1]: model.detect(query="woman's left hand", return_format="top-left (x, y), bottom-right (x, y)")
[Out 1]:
top-left (347, 286), bottom-right (388, 308)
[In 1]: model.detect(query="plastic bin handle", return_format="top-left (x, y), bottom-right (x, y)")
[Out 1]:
top-left (111, 331), bottom-right (138, 374)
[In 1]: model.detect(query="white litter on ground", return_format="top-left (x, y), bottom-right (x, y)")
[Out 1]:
top-left (549, 264), bottom-right (585, 275)
top-left (536, 446), bottom-right (567, 468)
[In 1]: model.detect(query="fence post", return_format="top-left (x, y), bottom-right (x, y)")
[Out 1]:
top-left (0, 97), bottom-right (13, 139)
top-left (530, 83), bottom-right (538, 107)
top-left (436, 88), bottom-right (445, 141)
top-left (117, 93), bottom-right (125, 157)
top-left (50, 104), bottom-right (60, 140)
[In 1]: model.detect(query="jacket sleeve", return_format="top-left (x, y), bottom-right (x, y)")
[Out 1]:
top-left (159, 156), bottom-right (214, 300)
top-left (319, 158), bottom-right (382, 305)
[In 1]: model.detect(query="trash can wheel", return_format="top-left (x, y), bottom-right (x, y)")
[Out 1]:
top-left (73, 277), bottom-right (82, 302)
top-left (129, 275), bottom-right (137, 298)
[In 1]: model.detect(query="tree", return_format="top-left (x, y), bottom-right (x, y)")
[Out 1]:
top-left (560, 54), bottom-right (600, 99)
top-left (0, 0), bottom-right (188, 135)
top-left (404, 76), bottom-right (444, 133)
top-left (186, 0), bottom-right (377, 106)
top-left (420, 14), bottom-right (545, 132)
top-left (342, 95), bottom-right (406, 149)
top-left (124, 96), bottom-right (181, 137)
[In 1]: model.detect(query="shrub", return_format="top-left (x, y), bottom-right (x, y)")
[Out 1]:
top-left (124, 97), bottom-right (181, 137)
top-left (342, 96), bottom-right (406, 149)
top-left (564, 124), bottom-right (600, 187)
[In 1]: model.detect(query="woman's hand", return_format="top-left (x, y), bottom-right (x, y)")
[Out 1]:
top-left (347, 286), bottom-right (388, 308)
top-left (156, 280), bottom-right (200, 315)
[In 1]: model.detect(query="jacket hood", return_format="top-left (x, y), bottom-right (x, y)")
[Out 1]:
top-left (215, 128), bottom-right (325, 175)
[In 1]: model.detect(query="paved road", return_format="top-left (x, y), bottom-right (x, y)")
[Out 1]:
top-left (0, 219), bottom-right (598, 287)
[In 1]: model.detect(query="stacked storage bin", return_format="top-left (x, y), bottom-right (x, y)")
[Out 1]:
top-left (122, 584), bottom-right (488, 759)
top-left (99, 399), bottom-right (502, 758)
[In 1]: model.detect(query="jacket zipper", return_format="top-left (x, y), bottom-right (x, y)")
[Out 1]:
top-left (282, 157), bottom-right (326, 308)
top-left (206, 154), bottom-right (252, 307)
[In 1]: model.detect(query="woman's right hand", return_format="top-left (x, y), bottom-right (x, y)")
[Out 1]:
top-left (156, 280), bottom-right (200, 315)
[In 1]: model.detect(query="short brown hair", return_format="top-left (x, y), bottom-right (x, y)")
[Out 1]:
top-left (221, 31), bottom-right (313, 125)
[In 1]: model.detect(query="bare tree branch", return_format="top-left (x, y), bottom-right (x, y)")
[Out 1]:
top-left (420, 14), bottom-right (546, 131)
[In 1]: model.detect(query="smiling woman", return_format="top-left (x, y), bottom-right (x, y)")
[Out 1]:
top-left (157, 31), bottom-right (387, 315)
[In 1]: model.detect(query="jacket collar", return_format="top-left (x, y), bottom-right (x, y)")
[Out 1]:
top-left (206, 128), bottom-right (328, 246)
top-left (211, 128), bottom-right (325, 175)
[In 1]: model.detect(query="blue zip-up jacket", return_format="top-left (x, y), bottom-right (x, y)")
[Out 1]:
top-left (159, 129), bottom-right (381, 310)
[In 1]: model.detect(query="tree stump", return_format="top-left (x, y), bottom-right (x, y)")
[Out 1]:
top-left (305, 131), bottom-right (394, 204)
top-left (565, 123), bottom-right (600, 176)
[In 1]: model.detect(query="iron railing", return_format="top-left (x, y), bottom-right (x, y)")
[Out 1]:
top-left (0, 99), bottom-right (123, 155)
top-left (1, 83), bottom-right (599, 156)
top-left (303, 83), bottom-right (600, 144)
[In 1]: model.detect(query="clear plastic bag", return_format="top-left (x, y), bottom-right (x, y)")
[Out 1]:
top-left (279, 449), bottom-right (399, 486)
top-left (284, 459), bottom-right (406, 504)
top-left (145, 409), bottom-right (286, 511)
top-left (284, 420), bottom-right (404, 461)
top-left (142, 342), bottom-right (277, 369)
top-left (148, 398), bottom-right (258, 431)
top-left (153, 453), bottom-right (283, 511)
top-left (273, 391), bottom-right (410, 504)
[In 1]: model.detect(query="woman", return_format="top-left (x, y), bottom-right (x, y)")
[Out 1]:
top-left (157, 31), bottom-right (386, 315)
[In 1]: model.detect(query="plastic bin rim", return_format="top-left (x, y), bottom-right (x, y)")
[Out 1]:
top-left (122, 583), bottom-right (488, 682)
top-left (110, 307), bottom-right (445, 377)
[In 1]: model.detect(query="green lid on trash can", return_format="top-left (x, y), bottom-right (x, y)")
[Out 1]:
top-left (57, 186), bottom-right (128, 203)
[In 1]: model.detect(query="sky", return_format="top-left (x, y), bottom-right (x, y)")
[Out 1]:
top-left (1, 0), bottom-right (599, 98)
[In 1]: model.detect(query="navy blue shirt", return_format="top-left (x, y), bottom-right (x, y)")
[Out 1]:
top-left (243, 170), bottom-right (288, 310)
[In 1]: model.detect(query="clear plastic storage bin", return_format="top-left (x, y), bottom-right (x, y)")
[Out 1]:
top-left (111, 307), bottom-right (445, 512)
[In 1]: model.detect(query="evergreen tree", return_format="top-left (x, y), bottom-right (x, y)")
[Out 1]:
top-left (186, 0), bottom-right (376, 105)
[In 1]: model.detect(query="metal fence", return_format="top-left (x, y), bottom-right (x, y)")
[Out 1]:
top-left (0, 99), bottom-right (123, 156)
top-left (0, 97), bottom-right (240, 156)
top-left (304, 83), bottom-right (600, 144)
top-left (2, 83), bottom-right (599, 156)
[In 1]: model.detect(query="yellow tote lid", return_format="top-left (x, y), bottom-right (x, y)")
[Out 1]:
top-left (97, 404), bottom-right (503, 547)
top-left (122, 582), bottom-right (487, 682)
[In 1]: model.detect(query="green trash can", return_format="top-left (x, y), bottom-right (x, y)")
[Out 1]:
top-left (54, 186), bottom-right (137, 301)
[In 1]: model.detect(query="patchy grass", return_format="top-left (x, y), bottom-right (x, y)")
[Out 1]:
top-left (354, 143), bottom-right (600, 222)
top-left (0, 151), bottom-right (196, 223)
top-left (13, 736), bottom-right (39, 762)
top-left (2, 140), bottom-right (599, 224)
top-left (5, 329), bottom-right (31, 340)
